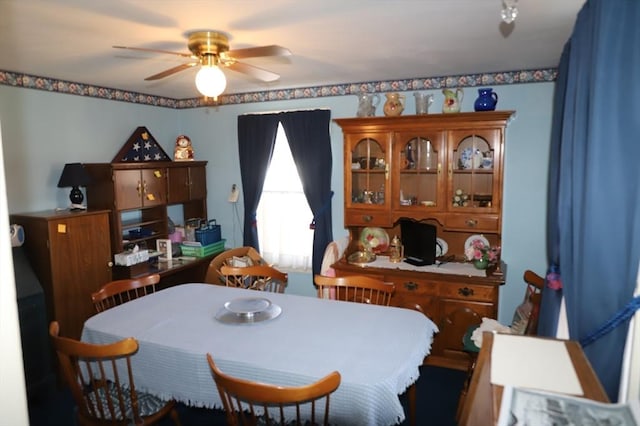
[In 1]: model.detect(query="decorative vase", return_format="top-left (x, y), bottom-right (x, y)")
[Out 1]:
top-left (473, 258), bottom-right (489, 270)
top-left (383, 93), bottom-right (405, 116)
top-left (473, 88), bottom-right (498, 111)
top-left (413, 92), bottom-right (433, 115)
top-left (356, 92), bottom-right (380, 117)
top-left (442, 88), bottom-right (463, 113)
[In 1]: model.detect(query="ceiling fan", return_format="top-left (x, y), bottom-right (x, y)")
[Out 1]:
top-left (113, 30), bottom-right (291, 99)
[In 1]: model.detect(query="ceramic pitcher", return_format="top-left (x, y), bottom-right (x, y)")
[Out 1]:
top-left (413, 92), bottom-right (434, 115)
top-left (442, 88), bottom-right (464, 113)
top-left (383, 93), bottom-right (405, 117)
top-left (356, 92), bottom-right (381, 117)
top-left (473, 88), bottom-right (498, 111)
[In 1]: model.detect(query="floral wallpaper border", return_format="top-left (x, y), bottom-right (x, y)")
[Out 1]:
top-left (0, 68), bottom-right (557, 110)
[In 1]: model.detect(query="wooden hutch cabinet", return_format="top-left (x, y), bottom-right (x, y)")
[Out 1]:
top-left (84, 161), bottom-right (216, 286)
top-left (112, 168), bottom-right (167, 210)
top-left (334, 112), bottom-right (513, 370)
top-left (167, 163), bottom-right (207, 205)
top-left (84, 161), bottom-right (208, 255)
top-left (10, 210), bottom-right (113, 340)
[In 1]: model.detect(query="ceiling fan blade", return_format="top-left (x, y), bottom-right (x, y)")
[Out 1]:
top-left (227, 62), bottom-right (280, 82)
top-left (145, 63), bottom-right (197, 81)
top-left (226, 45), bottom-right (291, 59)
top-left (113, 45), bottom-right (194, 59)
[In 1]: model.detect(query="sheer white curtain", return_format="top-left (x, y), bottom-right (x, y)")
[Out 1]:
top-left (257, 123), bottom-right (313, 271)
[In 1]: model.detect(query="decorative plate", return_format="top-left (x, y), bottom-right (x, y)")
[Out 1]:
top-left (360, 227), bottom-right (390, 254)
top-left (347, 250), bottom-right (376, 265)
top-left (464, 234), bottom-right (490, 251)
top-left (436, 238), bottom-right (448, 257)
top-left (216, 303), bottom-right (282, 325)
top-left (459, 148), bottom-right (484, 169)
top-left (224, 297), bottom-right (271, 317)
top-left (459, 147), bottom-right (473, 169)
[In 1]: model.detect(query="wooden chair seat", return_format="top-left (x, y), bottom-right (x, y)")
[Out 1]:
top-left (91, 274), bottom-right (160, 313)
top-left (220, 265), bottom-right (288, 293)
top-left (314, 274), bottom-right (395, 306)
top-left (49, 321), bottom-right (181, 426)
top-left (207, 353), bottom-right (340, 426)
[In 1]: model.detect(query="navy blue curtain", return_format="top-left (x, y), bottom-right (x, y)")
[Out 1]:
top-left (237, 110), bottom-right (334, 276)
top-left (539, 0), bottom-right (640, 401)
top-left (237, 114), bottom-right (280, 250)
top-left (279, 110), bottom-right (334, 276)
top-left (537, 44), bottom-right (571, 338)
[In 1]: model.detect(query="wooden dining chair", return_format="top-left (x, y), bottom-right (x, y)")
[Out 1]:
top-left (314, 274), bottom-right (395, 306)
top-left (91, 274), bottom-right (160, 313)
top-left (204, 246), bottom-right (266, 285)
top-left (219, 265), bottom-right (288, 293)
top-left (49, 321), bottom-right (181, 426)
top-left (206, 353), bottom-right (341, 426)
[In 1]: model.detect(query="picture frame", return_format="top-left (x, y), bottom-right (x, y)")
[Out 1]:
top-left (156, 238), bottom-right (172, 261)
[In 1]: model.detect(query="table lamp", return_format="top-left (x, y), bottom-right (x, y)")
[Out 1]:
top-left (57, 163), bottom-right (91, 210)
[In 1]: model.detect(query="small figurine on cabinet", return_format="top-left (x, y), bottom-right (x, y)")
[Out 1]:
top-left (174, 135), bottom-right (194, 161)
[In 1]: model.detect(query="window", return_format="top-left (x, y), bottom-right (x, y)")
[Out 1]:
top-left (256, 123), bottom-right (314, 271)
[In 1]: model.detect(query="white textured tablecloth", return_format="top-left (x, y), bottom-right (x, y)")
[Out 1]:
top-left (82, 284), bottom-right (438, 426)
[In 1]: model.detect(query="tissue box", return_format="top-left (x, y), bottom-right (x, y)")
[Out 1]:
top-left (114, 249), bottom-right (149, 266)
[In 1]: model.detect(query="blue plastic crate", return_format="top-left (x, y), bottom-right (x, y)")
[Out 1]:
top-left (195, 220), bottom-right (221, 245)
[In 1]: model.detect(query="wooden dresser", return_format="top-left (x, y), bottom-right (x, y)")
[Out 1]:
top-left (334, 112), bottom-right (513, 370)
top-left (10, 210), bottom-right (112, 339)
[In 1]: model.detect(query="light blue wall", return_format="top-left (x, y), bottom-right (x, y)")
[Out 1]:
top-left (0, 82), bottom-right (553, 323)
top-left (0, 86), bottom-right (179, 212)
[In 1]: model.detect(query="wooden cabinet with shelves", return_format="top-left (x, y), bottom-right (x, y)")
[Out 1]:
top-left (167, 164), bottom-right (207, 204)
top-left (113, 168), bottom-right (166, 210)
top-left (85, 161), bottom-right (208, 256)
top-left (336, 112), bottom-right (512, 237)
top-left (334, 112), bottom-right (512, 370)
top-left (10, 210), bottom-right (113, 339)
top-left (343, 131), bottom-right (393, 227)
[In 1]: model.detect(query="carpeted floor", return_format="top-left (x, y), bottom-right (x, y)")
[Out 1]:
top-left (28, 365), bottom-right (466, 425)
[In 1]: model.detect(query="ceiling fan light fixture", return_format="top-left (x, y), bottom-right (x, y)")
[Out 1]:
top-left (116, 30), bottom-right (288, 97)
top-left (195, 64), bottom-right (226, 100)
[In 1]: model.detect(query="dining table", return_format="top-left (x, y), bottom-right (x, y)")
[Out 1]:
top-left (81, 283), bottom-right (438, 425)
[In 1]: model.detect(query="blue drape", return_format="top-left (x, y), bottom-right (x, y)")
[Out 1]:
top-left (539, 0), bottom-right (640, 401)
top-left (237, 110), bottom-right (333, 276)
top-left (537, 43), bottom-right (571, 338)
top-left (279, 110), bottom-right (334, 276)
top-left (237, 114), bottom-right (280, 250)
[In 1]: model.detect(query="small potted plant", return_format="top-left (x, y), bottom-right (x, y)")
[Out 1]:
top-left (465, 239), bottom-right (501, 270)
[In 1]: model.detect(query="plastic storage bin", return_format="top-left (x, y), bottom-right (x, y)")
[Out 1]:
top-left (180, 239), bottom-right (225, 257)
top-left (195, 220), bottom-right (221, 245)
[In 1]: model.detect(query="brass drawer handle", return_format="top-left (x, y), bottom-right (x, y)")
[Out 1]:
top-left (458, 287), bottom-right (474, 297)
top-left (465, 219), bottom-right (478, 227)
top-left (362, 215), bottom-right (373, 222)
top-left (404, 282), bottom-right (418, 291)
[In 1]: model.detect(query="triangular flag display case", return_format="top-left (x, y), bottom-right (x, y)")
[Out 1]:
top-left (112, 126), bottom-right (172, 163)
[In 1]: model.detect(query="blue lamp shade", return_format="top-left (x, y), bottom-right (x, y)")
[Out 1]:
top-left (57, 163), bottom-right (91, 206)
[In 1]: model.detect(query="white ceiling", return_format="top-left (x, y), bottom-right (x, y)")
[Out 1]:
top-left (0, 0), bottom-right (585, 100)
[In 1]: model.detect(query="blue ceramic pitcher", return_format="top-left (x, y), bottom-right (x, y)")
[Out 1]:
top-left (474, 88), bottom-right (498, 111)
